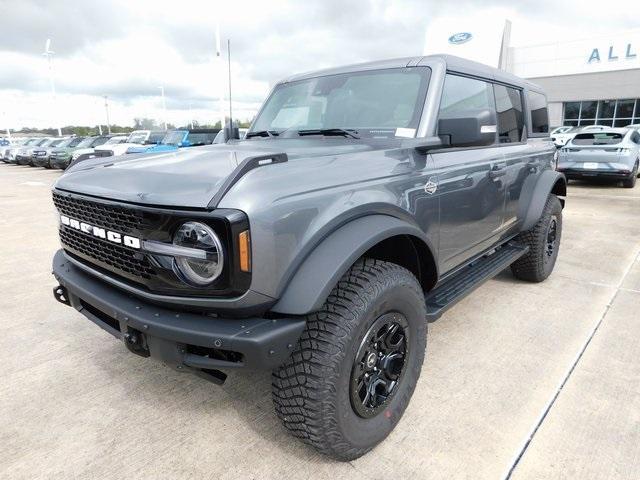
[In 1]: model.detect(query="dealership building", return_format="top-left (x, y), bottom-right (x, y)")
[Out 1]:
top-left (503, 29), bottom-right (640, 128)
top-left (425, 22), bottom-right (640, 128)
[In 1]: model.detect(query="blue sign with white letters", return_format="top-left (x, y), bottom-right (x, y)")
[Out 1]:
top-left (448, 32), bottom-right (473, 45)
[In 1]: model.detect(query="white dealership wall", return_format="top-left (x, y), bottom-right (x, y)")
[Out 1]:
top-left (505, 29), bottom-right (640, 126)
top-left (424, 18), bottom-right (640, 127)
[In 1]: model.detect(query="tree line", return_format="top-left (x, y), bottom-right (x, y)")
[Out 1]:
top-left (5, 117), bottom-right (254, 137)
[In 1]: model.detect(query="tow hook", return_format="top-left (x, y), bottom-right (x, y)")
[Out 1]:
top-left (53, 285), bottom-right (71, 306)
top-left (123, 327), bottom-right (150, 357)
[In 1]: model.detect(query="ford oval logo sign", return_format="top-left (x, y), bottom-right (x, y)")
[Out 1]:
top-left (448, 32), bottom-right (473, 45)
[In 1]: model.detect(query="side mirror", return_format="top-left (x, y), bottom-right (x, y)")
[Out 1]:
top-left (438, 108), bottom-right (497, 148)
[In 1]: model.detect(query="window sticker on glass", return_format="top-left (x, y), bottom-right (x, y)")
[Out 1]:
top-left (271, 106), bottom-right (310, 129)
top-left (395, 128), bottom-right (416, 138)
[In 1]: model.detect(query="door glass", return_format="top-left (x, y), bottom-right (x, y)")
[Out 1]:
top-left (528, 91), bottom-right (549, 133)
top-left (494, 85), bottom-right (524, 143)
top-left (439, 75), bottom-right (495, 116)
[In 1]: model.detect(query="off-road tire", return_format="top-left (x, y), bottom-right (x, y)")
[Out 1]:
top-left (511, 194), bottom-right (562, 282)
top-left (272, 258), bottom-right (427, 461)
top-left (622, 163), bottom-right (638, 188)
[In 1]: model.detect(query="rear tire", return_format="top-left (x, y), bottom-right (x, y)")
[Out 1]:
top-left (622, 163), bottom-right (638, 188)
top-left (272, 258), bottom-right (427, 461)
top-left (511, 194), bottom-right (562, 282)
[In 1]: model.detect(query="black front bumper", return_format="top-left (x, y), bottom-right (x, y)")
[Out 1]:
top-left (52, 250), bottom-right (305, 377)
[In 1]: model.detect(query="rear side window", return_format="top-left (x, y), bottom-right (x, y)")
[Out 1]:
top-left (572, 133), bottom-right (623, 145)
top-left (494, 85), bottom-right (524, 143)
top-left (528, 91), bottom-right (549, 133)
top-left (439, 74), bottom-right (495, 117)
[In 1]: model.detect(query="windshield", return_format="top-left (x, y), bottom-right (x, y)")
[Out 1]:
top-left (572, 132), bottom-right (624, 145)
top-left (127, 131), bottom-right (149, 144)
top-left (161, 131), bottom-right (187, 145)
top-left (250, 67), bottom-right (430, 139)
top-left (186, 132), bottom-right (217, 146)
top-left (147, 132), bottom-right (165, 144)
top-left (49, 138), bottom-right (65, 147)
top-left (105, 136), bottom-right (126, 144)
top-left (75, 137), bottom-right (96, 148)
top-left (552, 127), bottom-right (573, 134)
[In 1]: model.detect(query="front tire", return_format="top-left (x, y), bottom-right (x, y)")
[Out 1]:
top-left (272, 259), bottom-right (427, 461)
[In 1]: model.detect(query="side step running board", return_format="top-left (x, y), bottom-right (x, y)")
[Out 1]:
top-left (425, 243), bottom-right (529, 321)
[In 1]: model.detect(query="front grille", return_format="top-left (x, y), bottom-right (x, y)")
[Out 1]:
top-left (53, 192), bottom-right (144, 233)
top-left (60, 227), bottom-right (155, 279)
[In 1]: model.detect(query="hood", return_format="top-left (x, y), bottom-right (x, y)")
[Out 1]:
top-left (53, 138), bottom-right (383, 209)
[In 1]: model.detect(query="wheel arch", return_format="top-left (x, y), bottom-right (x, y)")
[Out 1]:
top-left (521, 170), bottom-right (567, 232)
top-left (270, 215), bottom-right (437, 316)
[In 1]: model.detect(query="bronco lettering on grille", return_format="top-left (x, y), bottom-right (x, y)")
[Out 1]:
top-left (60, 214), bottom-right (141, 249)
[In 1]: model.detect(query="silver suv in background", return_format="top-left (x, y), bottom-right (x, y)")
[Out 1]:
top-left (558, 128), bottom-right (640, 188)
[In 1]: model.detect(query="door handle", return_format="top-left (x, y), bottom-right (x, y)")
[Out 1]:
top-left (489, 165), bottom-right (506, 179)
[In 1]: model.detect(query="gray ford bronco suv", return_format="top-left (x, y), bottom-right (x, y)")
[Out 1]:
top-left (52, 55), bottom-right (565, 460)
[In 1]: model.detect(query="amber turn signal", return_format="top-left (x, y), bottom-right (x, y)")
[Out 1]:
top-left (238, 230), bottom-right (251, 272)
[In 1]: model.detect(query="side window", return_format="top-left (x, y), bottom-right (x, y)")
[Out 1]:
top-left (439, 74), bottom-right (496, 119)
top-left (494, 84), bottom-right (525, 143)
top-left (528, 91), bottom-right (549, 133)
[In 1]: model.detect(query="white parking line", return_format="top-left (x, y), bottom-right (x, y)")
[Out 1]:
top-left (502, 248), bottom-right (640, 480)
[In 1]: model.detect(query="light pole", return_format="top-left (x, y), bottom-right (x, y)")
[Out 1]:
top-left (43, 39), bottom-right (62, 137)
top-left (215, 23), bottom-right (226, 132)
top-left (158, 86), bottom-right (167, 130)
top-left (103, 95), bottom-right (111, 134)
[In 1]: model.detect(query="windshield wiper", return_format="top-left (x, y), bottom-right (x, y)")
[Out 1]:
top-left (297, 128), bottom-right (360, 139)
top-left (246, 130), bottom-right (281, 139)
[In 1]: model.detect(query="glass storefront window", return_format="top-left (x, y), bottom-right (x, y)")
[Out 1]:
top-left (564, 102), bottom-right (580, 119)
top-left (597, 100), bottom-right (615, 119)
top-left (581, 101), bottom-right (597, 118)
top-left (562, 99), bottom-right (640, 127)
top-left (617, 99), bottom-right (635, 118)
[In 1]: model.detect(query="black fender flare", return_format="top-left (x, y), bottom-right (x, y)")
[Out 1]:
top-left (521, 170), bottom-right (567, 232)
top-left (270, 215), bottom-right (435, 315)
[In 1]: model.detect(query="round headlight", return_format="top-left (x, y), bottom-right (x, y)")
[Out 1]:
top-left (172, 222), bottom-right (224, 286)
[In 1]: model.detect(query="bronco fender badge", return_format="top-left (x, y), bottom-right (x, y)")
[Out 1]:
top-left (424, 178), bottom-right (438, 195)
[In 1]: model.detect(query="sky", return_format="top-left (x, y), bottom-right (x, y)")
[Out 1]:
top-left (0, 0), bottom-right (638, 131)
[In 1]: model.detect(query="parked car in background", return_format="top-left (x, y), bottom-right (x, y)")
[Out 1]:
top-left (16, 138), bottom-right (51, 165)
top-left (50, 136), bottom-right (105, 170)
top-left (32, 137), bottom-right (83, 168)
top-left (93, 130), bottom-right (165, 157)
top-left (1, 138), bottom-right (24, 162)
top-left (126, 128), bottom-right (219, 154)
top-left (30, 137), bottom-right (69, 167)
top-left (4, 138), bottom-right (35, 163)
top-left (68, 135), bottom-right (129, 167)
top-left (580, 125), bottom-right (609, 132)
top-left (550, 126), bottom-right (578, 148)
top-left (558, 128), bottom-right (640, 188)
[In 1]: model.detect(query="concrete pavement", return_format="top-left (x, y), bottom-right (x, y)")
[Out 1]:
top-left (0, 164), bottom-right (638, 479)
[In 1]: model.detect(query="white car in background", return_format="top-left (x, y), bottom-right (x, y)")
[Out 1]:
top-left (93, 130), bottom-right (166, 157)
top-left (550, 126), bottom-right (578, 148)
top-left (70, 135), bottom-right (129, 163)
